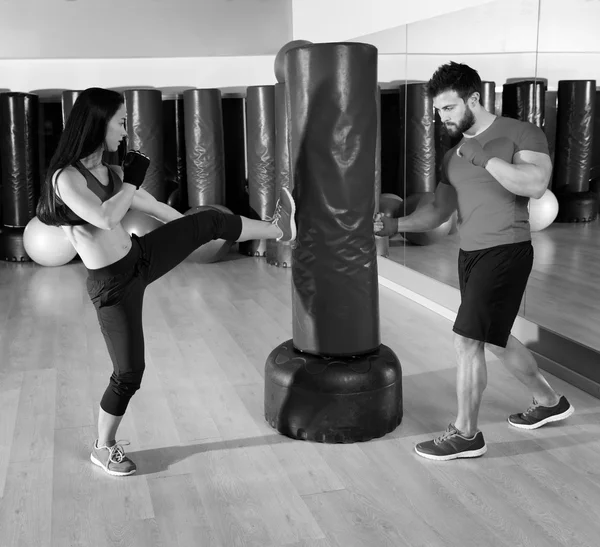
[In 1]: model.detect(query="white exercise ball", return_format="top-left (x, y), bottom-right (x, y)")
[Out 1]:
top-left (529, 189), bottom-right (559, 232)
top-left (23, 217), bottom-right (77, 267)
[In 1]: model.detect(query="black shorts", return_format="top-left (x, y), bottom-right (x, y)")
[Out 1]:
top-left (453, 240), bottom-right (533, 348)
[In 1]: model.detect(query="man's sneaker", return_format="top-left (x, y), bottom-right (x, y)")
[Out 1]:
top-left (270, 187), bottom-right (296, 243)
top-left (91, 440), bottom-right (137, 476)
top-left (508, 395), bottom-right (574, 430)
top-left (415, 424), bottom-right (487, 461)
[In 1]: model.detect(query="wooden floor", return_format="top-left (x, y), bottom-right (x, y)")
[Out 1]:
top-left (389, 218), bottom-right (600, 352)
top-left (1, 252), bottom-right (600, 547)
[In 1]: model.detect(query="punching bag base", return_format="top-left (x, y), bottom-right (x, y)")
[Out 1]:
top-left (239, 240), bottom-right (267, 258)
top-left (0, 227), bottom-right (31, 262)
top-left (264, 340), bottom-right (403, 443)
top-left (266, 239), bottom-right (293, 268)
top-left (555, 191), bottom-right (599, 223)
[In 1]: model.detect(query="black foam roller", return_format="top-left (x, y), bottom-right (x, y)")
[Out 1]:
top-left (124, 89), bottom-right (165, 201)
top-left (406, 83), bottom-right (436, 195)
top-left (267, 83), bottom-right (294, 267)
top-left (221, 91), bottom-right (247, 214)
top-left (553, 80), bottom-right (596, 194)
top-left (287, 42), bottom-right (380, 356)
top-left (183, 89), bottom-right (226, 207)
top-left (502, 80), bottom-right (545, 128)
top-left (243, 85), bottom-right (276, 258)
top-left (481, 81), bottom-right (496, 113)
top-left (162, 91), bottom-right (188, 210)
top-left (0, 92), bottom-right (40, 228)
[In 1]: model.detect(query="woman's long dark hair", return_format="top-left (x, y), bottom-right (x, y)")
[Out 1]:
top-left (36, 87), bottom-right (124, 226)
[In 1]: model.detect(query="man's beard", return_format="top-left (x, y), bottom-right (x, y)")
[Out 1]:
top-left (445, 105), bottom-right (475, 137)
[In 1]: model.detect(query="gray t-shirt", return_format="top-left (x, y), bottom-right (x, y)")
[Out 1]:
top-left (441, 116), bottom-right (550, 251)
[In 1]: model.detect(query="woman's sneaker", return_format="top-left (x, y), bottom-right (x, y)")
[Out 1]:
top-left (270, 187), bottom-right (297, 243)
top-left (415, 424), bottom-right (487, 461)
top-left (91, 440), bottom-right (137, 476)
top-left (508, 395), bottom-right (574, 430)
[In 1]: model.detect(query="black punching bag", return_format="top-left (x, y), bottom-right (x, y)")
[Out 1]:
top-left (502, 80), bottom-right (545, 129)
top-left (264, 43), bottom-right (402, 443)
top-left (184, 88), bottom-right (226, 207)
top-left (241, 85), bottom-right (276, 258)
top-left (288, 43), bottom-right (380, 356)
top-left (267, 83), bottom-right (294, 267)
top-left (124, 89), bottom-right (166, 202)
top-left (406, 83), bottom-right (437, 196)
top-left (0, 92), bottom-right (40, 228)
top-left (553, 80), bottom-right (598, 222)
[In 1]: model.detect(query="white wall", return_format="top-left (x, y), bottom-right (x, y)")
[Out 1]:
top-left (0, 0), bottom-right (293, 59)
top-left (351, 0), bottom-right (600, 89)
top-left (291, 0), bottom-right (496, 42)
top-left (1, 0), bottom-right (597, 95)
top-left (0, 56), bottom-right (279, 95)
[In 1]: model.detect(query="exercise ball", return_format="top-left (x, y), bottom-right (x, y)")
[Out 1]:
top-left (23, 217), bottom-right (77, 267)
top-left (274, 40), bottom-right (312, 83)
top-left (120, 209), bottom-right (164, 237)
top-left (401, 192), bottom-right (453, 245)
top-left (379, 193), bottom-right (403, 218)
top-left (528, 189), bottom-right (559, 232)
top-left (184, 204), bottom-right (235, 264)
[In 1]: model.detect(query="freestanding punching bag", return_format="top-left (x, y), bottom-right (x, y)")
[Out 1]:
top-left (162, 88), bottom-right (190, 212)
top-left (406, 82), bottom-right (437, 196)
top-left (240, 85), bottom-right (276, 258)
top-left (502, 80), bottom-right (545, 128)
top-left (374, 85), bottom-right (389, 258)
top-left (0, 92), bottom-right (39, 261)
top-left (267, 83), bottom-right (294, 267)
top-left (184, 88), bottom-right (226, 208)
top-left (123, 89), bottom-right (166, 202)
top-left (481, 81), bottom-right (496, 114)
top-left (264, 43), bottom-right (402, 444)
top-left (552, 80), bottom-right (598, 222)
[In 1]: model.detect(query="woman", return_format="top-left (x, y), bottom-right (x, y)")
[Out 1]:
top-left (37, 87), bottom-right (296, 476)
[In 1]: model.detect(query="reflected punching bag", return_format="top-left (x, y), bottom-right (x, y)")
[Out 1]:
top-left (124, 89), bottom-right (166, 201)
top-left (184, 88), bottom-right (226, 208)
top-left (240, 85), bottom-right (276, 258)
top-left (264, 43), bottom-right (403, 444)
top-left (267, 83), bottom-right (294, 267)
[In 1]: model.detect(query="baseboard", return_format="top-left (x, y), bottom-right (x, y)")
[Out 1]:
top-left (377, 256), bottom-right (600, 400)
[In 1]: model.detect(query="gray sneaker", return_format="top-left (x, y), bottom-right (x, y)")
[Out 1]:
top-left (91, 440), bottom-right (137, 476)
top-left (270, 187), bottom-right (297, 242)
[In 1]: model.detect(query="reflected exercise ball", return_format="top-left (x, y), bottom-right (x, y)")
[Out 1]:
top-left (184, 204), bottom-right (235, 264)
top-left (23, 217), bottom-right (77, 267)
top-left (274, 40), bottom-right (312, 83)
top-left (121, 209), bottom-right (164, 237)
top-left (529, 189), bottom-right (559, 232)
top-left (401, 192), bottom-right (453, 245)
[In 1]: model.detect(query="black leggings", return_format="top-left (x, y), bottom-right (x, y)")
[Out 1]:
top-left (86, 209), bottom-right (243, 416)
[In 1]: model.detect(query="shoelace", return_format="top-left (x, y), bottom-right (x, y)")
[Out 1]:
top-left (522, 398), bottom-right (540, 417)
top-left (265, 199), bottom-right (282, 224)
top-left (433, 425), bottom-right (459, 445)
top-left (106, 440), bottom-right (131, 464)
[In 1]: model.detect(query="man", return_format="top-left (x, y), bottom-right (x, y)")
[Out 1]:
top-left (374, 62), bottom-right (574, 461)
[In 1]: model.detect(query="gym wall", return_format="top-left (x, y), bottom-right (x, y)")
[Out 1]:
top-left (347, 0), bottom-right (600, 91)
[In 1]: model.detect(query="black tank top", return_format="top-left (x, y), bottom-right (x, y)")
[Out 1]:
top-left (62, 162), bottom-right (122, 226)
